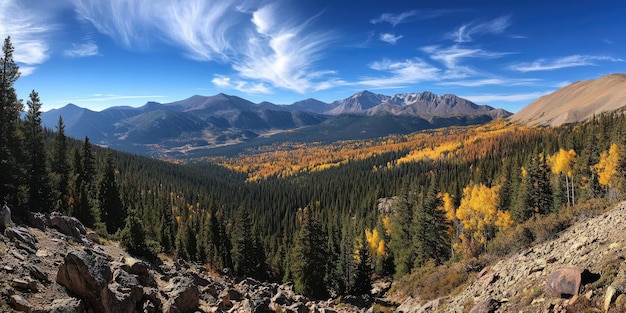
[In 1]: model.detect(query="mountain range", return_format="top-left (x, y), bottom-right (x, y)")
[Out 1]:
top-left (41, 91), bottom-right (510, 158)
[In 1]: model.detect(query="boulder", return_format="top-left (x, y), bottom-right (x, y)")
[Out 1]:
top-left (56, 249), bottom-right (113, 313)
top-left (4, 226), bottom-right (37, 250)
top-left (27, 263), bottom-right (49, 282)
top-left (47, 298), bottom-right (85, 313)
top-left (26, 211), bottom-right (48, 231)
top-left (163, 276), bottom-right (199, 313)
top-left (10, 294), bottom-right (33, 312)
top-left (469, 298), bottom-right (499, 313)
top-left (545, 266), bottom-right (599, 299)
top-left (121, 257), bottom-right (156, 288)
top-left (50, 212), bottom-right (87, 239)
top-left (1, 203), bottom-right (15, 230)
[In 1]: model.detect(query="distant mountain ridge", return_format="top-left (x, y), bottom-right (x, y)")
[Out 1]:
top-left (510, 73), bottom-right (626, 126)
top-left (41, 91), bottom-right (511, 158)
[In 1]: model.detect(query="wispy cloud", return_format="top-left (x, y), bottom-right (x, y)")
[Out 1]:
top-left (461, 91), bottom-right (551, 103)
top-left (379, 33), bottom-right (403, 44)
top-left (231, 4), bottom-right (337, 93)
top-left (72, 0), bottom-right (337, 94)
top-left (370, 10), bottom-right (448, 27)
top-left (510, 55), bottom-right (623, 72)
top-left (58, 94), bottom-right (167, 103)
top-left (422, 44), bottom-right (512, 78)
top-left (212, 76), bottom-right (271, 94)
top-left (0, 0), bottom-right (55, 75)
top-left (439, 78), bottom-right (539, 87)
top-left (447, 16), bottom-right (510, 43)
top-left (358, 58), bottom-right (440, 88)
top-left (64, 42), bottom-right (99, 57)
top-left (71, 0), bottom-right (237, 60)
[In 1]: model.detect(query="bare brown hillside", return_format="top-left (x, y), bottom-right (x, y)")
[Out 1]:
top-left (510, 73), bottom-right (626, 126)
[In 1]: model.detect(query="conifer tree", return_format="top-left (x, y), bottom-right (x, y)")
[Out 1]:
top-left (231, 207), bottom-right (267, 279)
top-left (351, 233), bottom-right (373, 296)
top-left (412, 183), bottom-right (450, 267)
top-left (98, 150), bottom-right (125, 234)
top-left (22, 90), bottom-right (53, 212)
top-left (389, 192), bottom-right (414, 278)
top-left (71, 138), bottom-right (99, 228)
top-left (119, 208), bottom-right (150, 258)
top-left (0, 36), bottom-right (25, 210)
top-left (289, 207), bottom-right (329, 299)
top-left (51, 116), bottom-right (70, 213)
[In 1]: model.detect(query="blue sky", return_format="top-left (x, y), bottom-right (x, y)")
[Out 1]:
top-left (3, 0), bottom-right (625, 113)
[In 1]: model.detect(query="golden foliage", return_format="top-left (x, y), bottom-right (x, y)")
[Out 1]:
top-left (365, 228), bottom-right (386, 257)
top-left (595, 143), bottom-right (621, 187)
top-left (197, 120), bottom-right (537, 181)
top-left (547, 148), bottom-right (576, 177)
top-left (455, 183), bottom-right (511, 249)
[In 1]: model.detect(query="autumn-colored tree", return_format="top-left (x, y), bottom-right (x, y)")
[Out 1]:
top-left (456, 183), bottom-right (511, 256)
top-left (594, 143), bottom-right (622, 199)
top-left (548, 149), bottom-right (576, 206)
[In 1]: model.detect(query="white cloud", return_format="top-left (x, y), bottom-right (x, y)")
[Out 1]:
top-left (72, 0), bottom-right (337, 94)
top-left (58, 94), bottom-right (167, 103)
top-left (64, 42), bottom-right (99, 57)
top-left (422, 44), bottom-right (512, 78)
top-left (439, 78), bottom-right (539, 87)
top-left (461, 91), bottom-right (550, 103)
top-left (358, 58), bottom-right (440, 88)
top-left (371, 10), bottom-right (418, 26)
top-left (370, 10), bottom-right (448, 27)
top-left (0, 0), bottom-right (55, 72)
top-left (232, 4), bottom-right (337, 93)
top-left (510, 55), bottom-right (623, 72)
top-left (212, 76), bottom-right (272, 94)
top-left (447, 16), bottom-right (510, 43)
top-left (379, 33), bottom-right (403, 44)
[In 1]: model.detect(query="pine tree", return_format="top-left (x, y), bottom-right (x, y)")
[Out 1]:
top-left (71, 138), bottom-right (99, 228)
top-left (51, 116), bottom-right (70, 213)
top-left (389, 192), bottom-right (414, 278)
top-left (22, 90), bottom-right (53, 212)
top-left (0, 36), bottom-right (25, 211)
top-left (351, 233), bottom-right (373, 296)
top-left (98, 150), bottom-right (125, 234)
top-left (119, 208), bottom-right (151, 258)
top-left (231, 207), bottom-right (267, 279)
top-left (289, 207), bottom-right (329, 299)
top-left (412, 183), bottom-right (450, 267)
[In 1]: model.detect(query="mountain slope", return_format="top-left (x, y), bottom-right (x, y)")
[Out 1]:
top-left (510, 73), bottom-right (626, 126)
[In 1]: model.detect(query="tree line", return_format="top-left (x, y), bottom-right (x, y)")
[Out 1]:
top-left (3, 35), bottom-right (626, 300)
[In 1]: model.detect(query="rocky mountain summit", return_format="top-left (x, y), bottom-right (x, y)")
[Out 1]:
top-left (0, 208), bottom-right (375, 313)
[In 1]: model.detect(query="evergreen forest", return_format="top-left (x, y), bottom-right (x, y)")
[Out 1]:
top-left (2, 36), bottom-right (626, 300)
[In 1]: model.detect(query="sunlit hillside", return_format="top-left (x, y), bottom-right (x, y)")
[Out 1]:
top-left (201, 120), bottom-right (530, 181)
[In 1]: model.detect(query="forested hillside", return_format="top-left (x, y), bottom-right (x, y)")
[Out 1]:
top-left (3, 36), bottom-right (626, 303)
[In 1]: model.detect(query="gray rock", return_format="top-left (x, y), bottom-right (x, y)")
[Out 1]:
top-left (56, 249), bottom-right (113, 313)
top-left (10, 294), bottom-right (33, 312)
top-left (50, 212), bottom-right (87, 239)
top-left (1, 203), bottom-right (15, 230)
top-left (27, 263), bottom-right (49, 282)
top-left (469, 298), bottom-right (499, 313)
top-left (4, 226), bottom-right (37, 250)
top-left (163, 276), bottom-right (199, 313)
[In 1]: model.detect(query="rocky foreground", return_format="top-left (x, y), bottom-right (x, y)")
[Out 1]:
top-left (398, 201), bottom-right (626, 312)
top-left (0, 210), bottom-right (371, 313)
top-left (4, 201), bottom-right (626, 312)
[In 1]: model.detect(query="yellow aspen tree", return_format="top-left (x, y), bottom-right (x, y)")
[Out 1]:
top-left (455, 183), bottom-right (509, 255)
top-left (595, 143), bottom-right (622, 199)
top-left (547, 149), bottom-right (576, 206)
